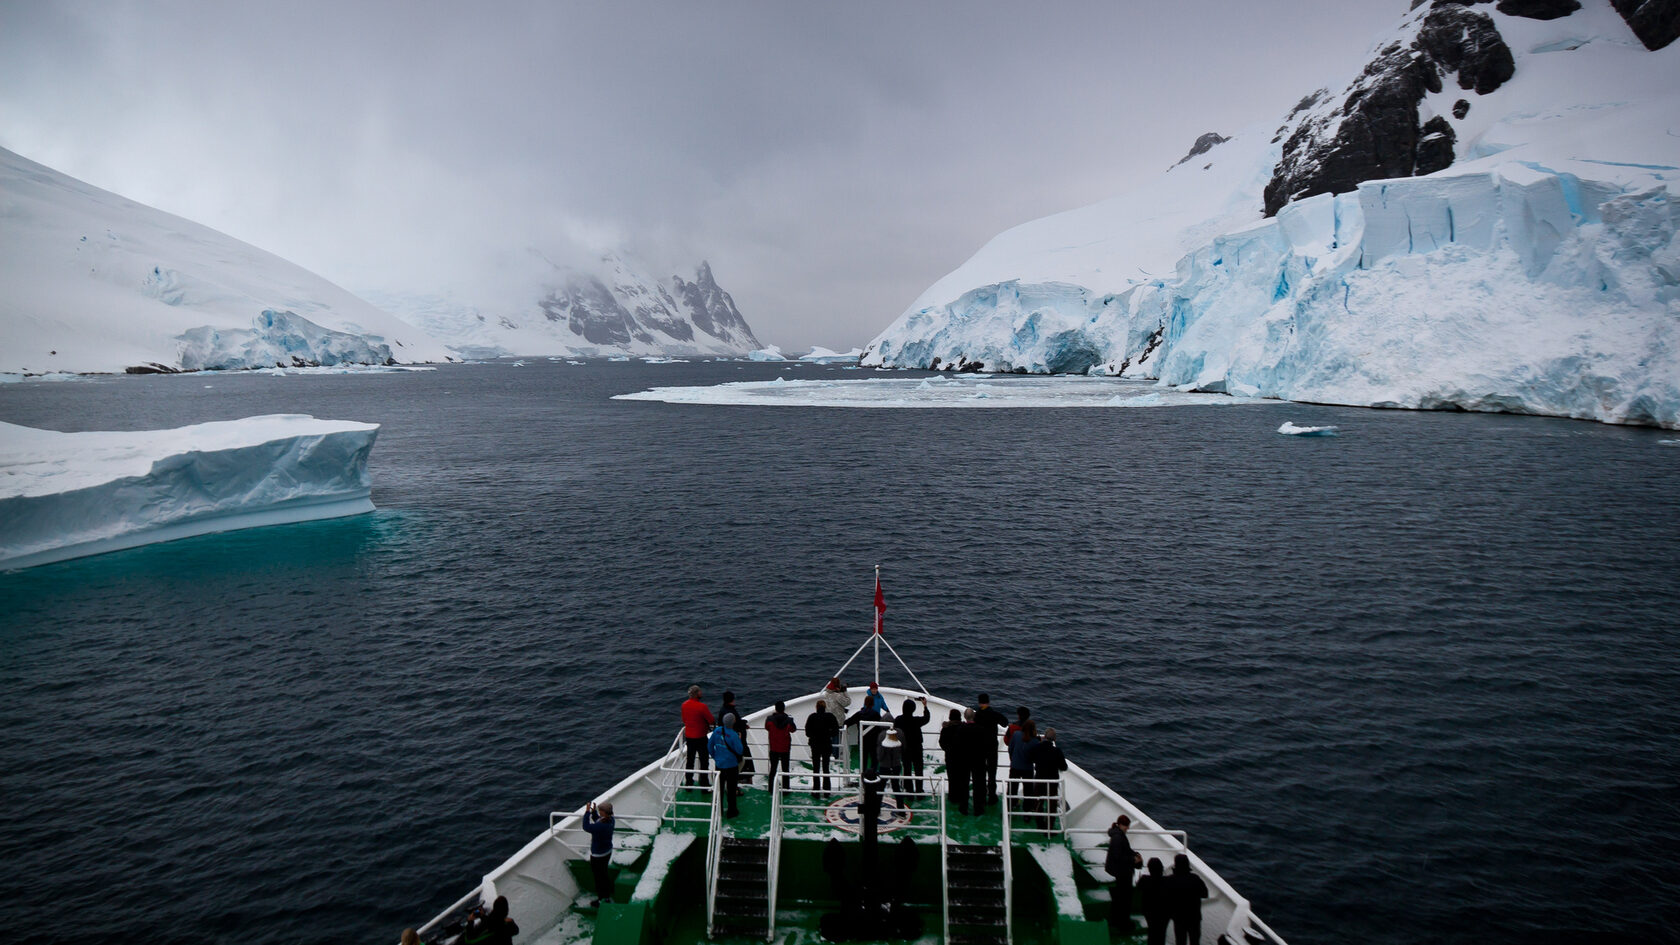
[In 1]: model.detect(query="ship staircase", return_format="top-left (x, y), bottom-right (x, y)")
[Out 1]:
top-left (944, 839), bottom-right (1009, 945)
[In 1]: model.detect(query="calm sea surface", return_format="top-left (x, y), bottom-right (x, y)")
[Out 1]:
top-left (2, 360), bottom-right (1677, 945)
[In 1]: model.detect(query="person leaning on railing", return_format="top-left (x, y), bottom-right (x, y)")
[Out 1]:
top-left (804, 699), bottom-right (840, 795)
top-left (681, 685), bottom-right (716, 787)
top-left (1029, 726), bottom-right (1068, 830)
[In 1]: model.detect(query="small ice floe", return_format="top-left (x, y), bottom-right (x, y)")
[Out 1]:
top-left (1277, 421), bottom-right (1339, 436)
top-left (510, 360), bottom-right (526, 367)
top-left (1658, 439), bottom-right (1679, 447)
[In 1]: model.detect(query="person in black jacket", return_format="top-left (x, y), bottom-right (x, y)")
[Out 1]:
top-left (894, 697), bottom-right (932, 794)
top-left (1105, 815), bottom-right (1137, 934)
top-left (1136, 858), bottom-right (1171, 945)
top-left (938, 708), bottom-right (968, 814)
top-left (1166, 853), bottom-right (1209, 945)
top-left (804, 699), bottom-right (840, 794)
top-left (462, 895), bottom-right (518, 945)
top-left (973, 693), bottom-right (1009, 801)
top-left (844, 700), bottom-right (887, 771)
top-left (959, 708), bottom-right (990, 815)
top-left (719, 691), bottom-right (753, 787)
top-left (1028, 726), bottom-right (1068, 829)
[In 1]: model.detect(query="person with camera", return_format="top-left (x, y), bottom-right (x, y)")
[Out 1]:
top-left (708, 712), bottom-right (746, 817)
top-left (583, 800), bottom-right (616, 907)
top-left (461, 895), bottom-right (517, 945)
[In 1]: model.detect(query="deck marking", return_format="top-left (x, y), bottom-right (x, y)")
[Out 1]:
top-left (823, 795), bottom-right (912, 833)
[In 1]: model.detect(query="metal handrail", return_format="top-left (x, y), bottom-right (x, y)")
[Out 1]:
top-left (1000, 774), bottom-right (1069, 837)
top-left (1000, 779), bottom-right (1013, 945)
top-left (704, 775), bottom-right (723, 938)
top-left (939, 786), bottom-right (951, 945)
top-left (766, 775), bottom-right (784, 941)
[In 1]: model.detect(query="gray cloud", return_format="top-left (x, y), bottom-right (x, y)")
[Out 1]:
top-left (1, 0), bottom-right (1404, 350)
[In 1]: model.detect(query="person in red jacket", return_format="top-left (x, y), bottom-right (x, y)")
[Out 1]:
top-left (681, 685), bottom-right (716, 786)
top-left (764, 700), bottom-right (799, 792)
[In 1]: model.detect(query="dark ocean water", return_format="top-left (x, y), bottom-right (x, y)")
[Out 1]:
top-left (1, 360), bottom-right (1677, 945)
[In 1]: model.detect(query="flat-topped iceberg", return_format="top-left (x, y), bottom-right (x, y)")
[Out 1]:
top-left (0, 414), bottom-right (379, 569)
top-left (614, 374), bottom-right (1279, 409)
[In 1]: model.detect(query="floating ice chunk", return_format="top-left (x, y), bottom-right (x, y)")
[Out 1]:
top-left (1278, 421), bottom-right (1340, 436)
top-left (748, 345), bottom-right (787, 361)
top-left (0, 415), bottom-right (379, 570)
top-left (1659, 439), bottom-right (1679, 446)
top-left (614, 375), bottom-right (1280, 409)
top-left (798, 346), bottom-right (864, 363)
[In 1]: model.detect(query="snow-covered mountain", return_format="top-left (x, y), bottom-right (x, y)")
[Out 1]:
top-left (0, 147), bottom-right (453, 375)
top-left (864, 0), bottom-right (1680, 428)
top-left (368, 256), bottom-right (762, 359)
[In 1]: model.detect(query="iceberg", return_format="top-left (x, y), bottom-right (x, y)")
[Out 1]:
top-left (0, 415), bottom-right (379, 570)
top-left (747, 345), bottom-right (788, 362)
top-left (1277, 422), bottom-right (1340, 436)
top-left (864, 2), bottom-right (1680, 429)
top-left (0, 147), bottom-right (451, 375)
top-left (613, 375), bottom-right (1279, 409)
top-left (798, 346), bottom-right (864, 363)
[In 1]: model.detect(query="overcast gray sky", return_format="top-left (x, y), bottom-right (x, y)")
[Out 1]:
top-left (1, 1), bottom-right (1404, 350)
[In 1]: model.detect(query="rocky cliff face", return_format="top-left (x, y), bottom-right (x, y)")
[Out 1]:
top-left (374, 255), bottom-right (761, 358)
top-left (537, 256), bottom-right (759, 354)
top-left (1262, 0), bottom-right (1675, 218)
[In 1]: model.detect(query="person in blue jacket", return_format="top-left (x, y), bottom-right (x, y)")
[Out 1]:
top-left (583, 801), bottom-right (616, 907)
top-left (709, 713), bottom-right (746, 817)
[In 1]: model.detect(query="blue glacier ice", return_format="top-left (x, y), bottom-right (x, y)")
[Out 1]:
top-left (0, 415), bottom-right (380, 569)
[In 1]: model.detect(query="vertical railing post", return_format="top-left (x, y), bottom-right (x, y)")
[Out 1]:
top-left (705, 776), bottom-right (722, 938)
top-left (767, 775), bottom-right (783, 941)
top-left (939, 781), bottom-right (950, 945)
top-left (1000, 782), bottom-right (1013, 945)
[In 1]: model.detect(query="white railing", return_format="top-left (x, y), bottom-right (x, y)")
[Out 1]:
top-left (939, 786), bottom-right (951, 945)
top-left (766, 774), bottom-right (785, 941)
top-left (704, 776), bottom-right (723, 938)
top-left (1247, 912), bottom-right (1289, 945)
top-left (1002, 774), bottom-right (1069, 838)
top-left (999, 783), bottom-right (1014, 945)
top-left (658, 728), bottom-right (717, 826)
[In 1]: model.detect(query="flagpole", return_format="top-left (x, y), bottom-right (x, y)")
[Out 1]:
top-left (876, 563), bottom-right (884, 684)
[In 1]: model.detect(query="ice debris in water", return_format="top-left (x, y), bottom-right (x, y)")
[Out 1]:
top-left (1278, 421), bottom-right (1339, 436)
top-left (614, 375), bottom-right (1280, 409)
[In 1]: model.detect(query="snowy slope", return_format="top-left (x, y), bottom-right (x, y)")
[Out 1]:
top-left (0, 415), bottom-right (379, 569)
top-left (865, 0), bottom-right (1680, 427)
top-left (367, 256), bottom-right (762, 359)
top-left (0, 147), bottom-right (452, 375)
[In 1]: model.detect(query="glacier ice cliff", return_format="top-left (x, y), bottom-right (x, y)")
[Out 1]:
top-left (0, 147), bottom-right (451, 375)
top-left (864, 0), bottom-right (1680, 428)
top-left (0, 415), bottom-right (380, 569)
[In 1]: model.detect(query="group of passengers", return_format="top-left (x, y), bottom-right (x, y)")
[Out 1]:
top-left (678, 680), bottom-right (1069, 821)
top-left (1107, 814), bottom-right (1211, 945)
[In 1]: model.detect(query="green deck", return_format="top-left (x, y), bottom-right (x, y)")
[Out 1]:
top-left (542, 758), bottom-right (1147, 945)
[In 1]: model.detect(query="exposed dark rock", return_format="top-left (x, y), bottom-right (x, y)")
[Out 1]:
top-left (540, 276), bottom-right (638, 346)
top-left (671, 261), bottom-right (760, 348)
top-left (535, 259), bottom-right (758, 351)
top-left (1453, 98), bottom-right (1471, 119)
top-left (1496, 0), bottom-right (1582, 18)
top-left (1172, 132), bottom-right (1231, 168)
top-left (1415, 116), bottom-right (1458, 175)
top-left (1610, 0), bottom-right (1680, 49)
top-left (1262, 5), bottom-right (1514, 216)
top-left (125, 362), bottom-right (180, 374)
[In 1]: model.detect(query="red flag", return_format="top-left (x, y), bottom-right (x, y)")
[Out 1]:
top-left (873, 574), bottom-right (886, 635)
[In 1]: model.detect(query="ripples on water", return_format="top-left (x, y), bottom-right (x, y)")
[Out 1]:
top-left (1, 361), bottom-right (1677, 945)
